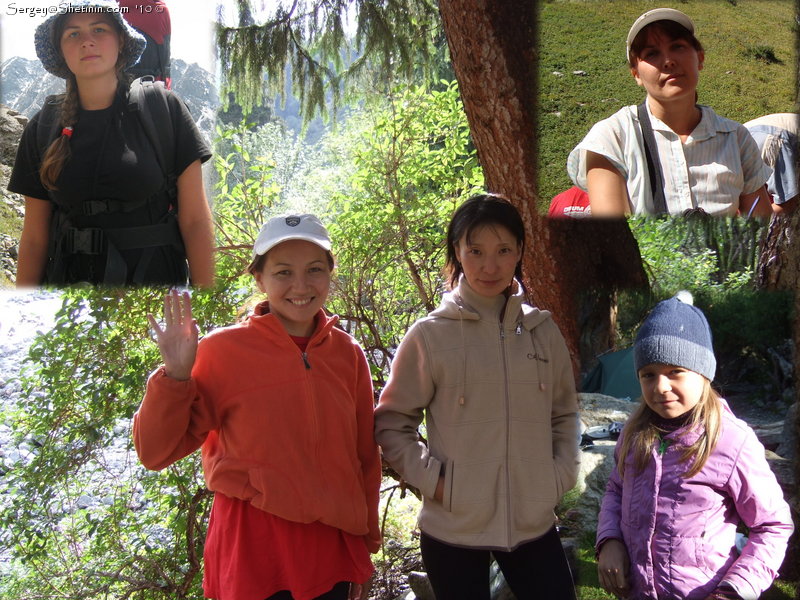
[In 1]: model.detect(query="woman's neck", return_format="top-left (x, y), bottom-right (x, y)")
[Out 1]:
top-left (77, 76), bottom-right (119, 110)
top-left (647, 95), bottom-right (702, 141)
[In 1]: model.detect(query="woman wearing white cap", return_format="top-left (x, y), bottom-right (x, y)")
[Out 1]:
top-left (567, 8), bottom-right (772, 217)
top-left (133, 214), bottom-right (381, 600)
top-left (9, 0), bottom-right (213, 286)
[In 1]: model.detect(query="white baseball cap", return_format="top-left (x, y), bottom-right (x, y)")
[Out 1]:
top-left (252, 214), bottom-right (332, 259)
top-left (626, 8), bottom-right (695, 59)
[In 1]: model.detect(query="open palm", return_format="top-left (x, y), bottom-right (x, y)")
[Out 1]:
top-left (147, 290), bottom-right (198, 381)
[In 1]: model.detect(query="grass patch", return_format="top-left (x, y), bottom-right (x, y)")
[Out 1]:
top-left (742, 44), bottom-right (782, 64)
top-left (536, 0), bottom-right (797, 212)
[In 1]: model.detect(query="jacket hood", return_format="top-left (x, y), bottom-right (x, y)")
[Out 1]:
top-left (430, 277), bottom-right (552, 331)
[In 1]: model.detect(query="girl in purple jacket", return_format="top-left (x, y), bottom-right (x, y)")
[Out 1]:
top-left (596, 292), bottom-right (792, 600)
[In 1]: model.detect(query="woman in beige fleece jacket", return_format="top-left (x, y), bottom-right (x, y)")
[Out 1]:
top-left (375, 194), bottom-right (579, 600)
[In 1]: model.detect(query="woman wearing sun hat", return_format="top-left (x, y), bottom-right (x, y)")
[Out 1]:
top-left (567, 8), bottom-right (772, 217)
top-left (8, 0), bottom-right (213, 286)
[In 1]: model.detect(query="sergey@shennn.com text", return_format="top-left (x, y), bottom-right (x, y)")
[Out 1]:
top-left (6, 1), bottom-right (165, 17)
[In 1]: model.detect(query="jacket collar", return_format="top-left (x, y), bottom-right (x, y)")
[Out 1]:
top-left (431, 276), bottom-right (551, 332)
top-left (250, 300), bottom-right (338, 345)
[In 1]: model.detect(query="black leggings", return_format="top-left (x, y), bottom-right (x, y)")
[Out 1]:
top-left (265, 581), bottom-right (349, 600)
top-left (420, 526), bottom-right (576, 600)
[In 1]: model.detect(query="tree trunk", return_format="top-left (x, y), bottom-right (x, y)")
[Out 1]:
top-left (757, 211), bottom-right (800, 581)
top-left (438, 0), bottom-right (648, 377)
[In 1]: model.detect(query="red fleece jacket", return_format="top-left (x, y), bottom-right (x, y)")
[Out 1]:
top-left (133, 302), bottom-right (381, 552)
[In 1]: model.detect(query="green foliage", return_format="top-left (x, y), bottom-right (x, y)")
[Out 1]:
top-left (216, 0), bottom-right (441, 119)
top-left (0, 288), bottom-right (241, 599)
top-left (0, 78), bottom-right (481, 597)
top-left (324, 81), bottom-right (483, 385)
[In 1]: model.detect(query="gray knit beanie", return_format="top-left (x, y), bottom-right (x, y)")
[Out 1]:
top-left (634, 291), bottom-right (716, 381)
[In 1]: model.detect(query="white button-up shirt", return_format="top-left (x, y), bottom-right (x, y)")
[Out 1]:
top-left (567, 104), bottom-right (771, 216)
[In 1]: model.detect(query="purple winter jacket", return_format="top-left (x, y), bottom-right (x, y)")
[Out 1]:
top-left (597, 401), bottom-right (793, 600)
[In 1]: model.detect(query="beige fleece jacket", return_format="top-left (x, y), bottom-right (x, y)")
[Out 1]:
top-left (375, 279), bottom-right (580, 550)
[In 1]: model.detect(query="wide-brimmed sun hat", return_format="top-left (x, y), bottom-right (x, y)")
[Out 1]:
top-left (34, 0), bottom-right (146, 79)
top-left (626, 8), bottom-right (695, 60)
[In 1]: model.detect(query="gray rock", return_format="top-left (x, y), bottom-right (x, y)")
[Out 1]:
top-left (407, 571), bottom-right (434, 600)
top-left (579, 393), bottom-right (636, 429)
top-left (765, 450), bottom-right (794, 495)
top-left (776, 402), bottom-right (796, 460)
top-left (575, 443), bottom-right (616, 534)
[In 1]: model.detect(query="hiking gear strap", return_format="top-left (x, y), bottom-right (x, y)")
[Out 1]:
top-left (637, 102), bottom-right (668, 215)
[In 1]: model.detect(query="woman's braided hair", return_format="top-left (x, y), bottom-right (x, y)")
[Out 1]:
top-left (38, 14), bottom-right (128, 190)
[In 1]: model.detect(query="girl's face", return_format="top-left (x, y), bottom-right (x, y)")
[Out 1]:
top-left (638, 363), bottom-right (705, 419)
top-left (59, 13), bottom-right (122, 81)
top-left (455, 224), bottom-right (522, 298)
top-left (631, 27), bottom-right (703, 106)
top-left (254, 239), bottom-right (331, 337)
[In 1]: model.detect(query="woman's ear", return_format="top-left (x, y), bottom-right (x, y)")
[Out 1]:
top-left (697, 50), bottom-right (705, 71)
top-left (631, 66), bottom-right (644, 87)
top-left (253, 271), bottom-right (267, 294)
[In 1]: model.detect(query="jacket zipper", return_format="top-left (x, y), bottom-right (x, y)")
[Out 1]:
top-left (499, 320), bottom-right (512, 546)
top-left (303, 344), bottom-right (323, 509)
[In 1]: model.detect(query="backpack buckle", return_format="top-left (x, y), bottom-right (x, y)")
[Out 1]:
top-left (64, 228), bottom-right (105, 255)
top-left (83, 198), bottom-right (123, 216)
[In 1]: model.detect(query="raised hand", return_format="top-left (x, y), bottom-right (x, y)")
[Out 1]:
top-left (147, 290), bottom-right (198, 381)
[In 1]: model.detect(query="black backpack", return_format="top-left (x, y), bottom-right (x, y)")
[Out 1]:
top-left (36, 77), bottom-right (186, 285)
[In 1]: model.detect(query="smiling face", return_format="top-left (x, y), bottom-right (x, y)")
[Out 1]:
top-left (455, 224), bottom-right (522, 298)
top-left (630, 26), bottom-right (704, 105)
top-left (638, 363), bottom-right (706, 419)
top-left (59, 12), bottom-right (122, 82)
top-left (254, 239), bottom-right (332, 337)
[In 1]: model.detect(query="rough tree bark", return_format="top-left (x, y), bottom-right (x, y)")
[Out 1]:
top-left (437, 0), bottom-right (648, 375)
top-left (757, 211), bottom-right (799, 581)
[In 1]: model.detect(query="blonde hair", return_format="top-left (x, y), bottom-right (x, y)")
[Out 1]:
top-left (617, 377), bottom-right (722, 480)
top-left (39, 15), bottom-right (128, 190)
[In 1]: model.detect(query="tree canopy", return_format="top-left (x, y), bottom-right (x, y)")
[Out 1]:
top-left (216, 0), bottom-right (441, 118)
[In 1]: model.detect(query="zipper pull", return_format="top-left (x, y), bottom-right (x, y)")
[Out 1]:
top-left (302, 352), bottom-right (311, 369)
top-left (515, 323), bottom-right (522, 335)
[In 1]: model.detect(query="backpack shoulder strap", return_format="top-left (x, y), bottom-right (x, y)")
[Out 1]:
top-left (128, 76), bottom-right (176, 183)
top-left (36, 93), bottom-right (66, 161)
top-left (637, 101), bottom-right (667, 215)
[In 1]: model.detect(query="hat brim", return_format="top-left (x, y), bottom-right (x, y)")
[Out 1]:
top-left (252, 235), bottom-right (333, 260)
top-left (35, 2), bottom-right (146, 79)
top-left (626, 8), bottom-right (695, 60)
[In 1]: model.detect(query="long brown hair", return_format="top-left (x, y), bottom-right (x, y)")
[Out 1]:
top-left (617, 377), bottom-right (722, 480)
top-left (38, 13), bottom-right (128, 191)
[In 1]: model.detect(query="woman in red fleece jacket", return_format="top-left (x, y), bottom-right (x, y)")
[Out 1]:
top-left (133, 214), bottom-right (381, 600)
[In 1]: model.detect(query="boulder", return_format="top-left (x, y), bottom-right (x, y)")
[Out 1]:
top-left (579, 393), bottom-right (637, 428)
top-left (765, 450), bottom-right (794, 496)
top-left (575, 442), bottom-right (616, 534)
top-left (751, 421), bottom-right (785, 452)
top-left (775, 402), bottom-right (796, 460)
top-left (0, 105), bottom-right (26, 165)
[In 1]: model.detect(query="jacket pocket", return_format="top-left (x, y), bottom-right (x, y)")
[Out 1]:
top-left (442, 458), bottom-right (454, 512)
top-left (448, 458), bottom-right (502, 534)
top-left (553, 460), bottom-right (564, 500)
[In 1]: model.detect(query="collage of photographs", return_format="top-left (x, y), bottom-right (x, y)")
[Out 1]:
top-left (0, 0), bottom-right (797, 599)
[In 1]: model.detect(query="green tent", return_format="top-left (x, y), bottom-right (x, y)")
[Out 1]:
top-left (581, 347), bottom-right (641, 401)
